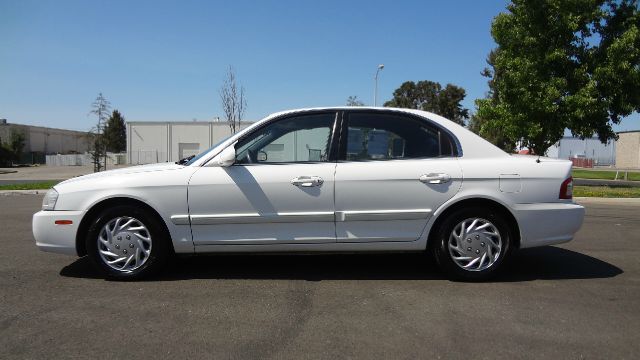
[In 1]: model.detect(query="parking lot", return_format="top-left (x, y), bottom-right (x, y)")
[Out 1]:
top-left (1, 194), bottom-right (638, 359)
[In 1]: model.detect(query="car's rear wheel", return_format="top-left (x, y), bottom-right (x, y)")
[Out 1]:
top-left (85, 205), bottom-right (170, 279)
top-left (432, 206), bottom-right (512, 281)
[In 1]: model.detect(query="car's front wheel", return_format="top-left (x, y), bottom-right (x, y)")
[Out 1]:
top-left (432, 206), bottom-right (513, 281)
top-left (85, 205), bottom-right (170, 279)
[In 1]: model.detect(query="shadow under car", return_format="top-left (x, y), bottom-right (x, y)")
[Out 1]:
top-left (59, 245), bottom-right (622, 282)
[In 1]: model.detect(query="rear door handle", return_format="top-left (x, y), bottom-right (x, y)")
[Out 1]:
top-left (291, 176), bottom-right (324, 187)
top-left (420, 173), bottom-right (451, 184)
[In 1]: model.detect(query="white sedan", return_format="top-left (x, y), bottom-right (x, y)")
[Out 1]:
top-left (33, 107), bottom-right (585, 281)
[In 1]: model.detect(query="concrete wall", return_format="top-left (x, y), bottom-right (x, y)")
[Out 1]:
top-left (127, 121), bottom-right (252, 164)
top-left (0, 122), bottom-right (90, 155)
top-left (128, 122), bottom-right (169, 163)
top-left (170, 124), bottom-right (212, 161)
top-left (616, 132), bottom-right (640, 169)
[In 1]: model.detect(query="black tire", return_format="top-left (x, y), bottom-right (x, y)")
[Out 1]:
top-left (85, 205), bottom-right (171, 280)
top-left (431, 206), bottom-right (513, 281)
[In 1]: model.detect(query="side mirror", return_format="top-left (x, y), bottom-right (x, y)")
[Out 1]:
top-left (257, 151), bottom-right (267, 162)
top-left (216, 144), bottom-right (236, 167)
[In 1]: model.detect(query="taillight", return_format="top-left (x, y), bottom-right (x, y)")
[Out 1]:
top-left (559, 177), bottom-right (573, 199)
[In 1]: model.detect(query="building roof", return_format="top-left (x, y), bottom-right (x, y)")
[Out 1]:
top-left (127, 120), bottom-right (254, 125)
top-left (0, 122), bottom-right (89, 135)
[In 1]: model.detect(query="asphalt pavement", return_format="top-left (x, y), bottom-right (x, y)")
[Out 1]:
top-left (0, 194), bottom-right (638, 359)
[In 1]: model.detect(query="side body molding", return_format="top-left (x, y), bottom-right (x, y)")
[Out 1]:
top-left (171, 209), bottom-right (433, 226)
top-left (335, 209), bottom-right (432, 222)
top-left (189, 212), bottom-right (334, 225)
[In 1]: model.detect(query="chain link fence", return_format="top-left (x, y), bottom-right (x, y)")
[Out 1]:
top-left (129, 150), bottom-right (167, 164)
top-left (46, 153), bottom-right (127, 166)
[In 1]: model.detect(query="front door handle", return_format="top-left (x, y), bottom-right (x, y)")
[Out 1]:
top-left (291, 176), bottom-right (324, 187)
top-left (420, 173), bottom-right (451, 184)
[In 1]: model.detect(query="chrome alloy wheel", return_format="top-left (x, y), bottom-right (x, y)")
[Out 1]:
top-left (97, 216), bottom-right (152, 272)
top-left (448, 217), bottom-right (502, 272)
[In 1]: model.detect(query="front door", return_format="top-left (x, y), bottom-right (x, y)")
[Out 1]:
top-left (334, 111), bottom-right (463, 242)
top-left (187, 111), bottom-right (338, 245)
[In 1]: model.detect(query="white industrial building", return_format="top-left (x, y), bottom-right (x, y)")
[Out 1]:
top-left (0, 119), bottom-right (90, 163)
top-left (615, 130), bottom-right (640, 169)
top-left (546, 136), bottom-right (616, 165)
top-left (0, 119), bottom-right (90, 155)
top-left (126, 121), bottom-right (252, 164)
top-left (126, 120), bottom-right (624, 167)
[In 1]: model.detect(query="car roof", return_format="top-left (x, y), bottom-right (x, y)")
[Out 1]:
top-left (263, 107), bottom-right (457, 129)
top-left (264, 106), bottom-right (433, 119)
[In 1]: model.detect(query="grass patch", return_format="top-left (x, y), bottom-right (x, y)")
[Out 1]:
top-left (0, 181), bottom-right (59, 190)
top-left (572, 169), bottom-right (640, 181)
top-left (574, 185), bottom-right (640, 198)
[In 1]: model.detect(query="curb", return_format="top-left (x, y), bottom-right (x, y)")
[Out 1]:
top-left (574, 178), bottom-right (640, 187)
top-left (0, 189), bottom-right (49, 195)
top-left (575, 197), bottom-right (640, 205)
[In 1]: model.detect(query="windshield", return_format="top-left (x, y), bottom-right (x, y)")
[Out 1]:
top-left (183, 135), bottom-right (232, 166)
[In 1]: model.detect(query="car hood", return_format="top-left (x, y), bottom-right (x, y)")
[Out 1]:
top-left (58, 163), bottom-right (186, 185)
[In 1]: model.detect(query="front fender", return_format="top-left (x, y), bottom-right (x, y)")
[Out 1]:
top-left (53, 167), bottom-right (198, 254)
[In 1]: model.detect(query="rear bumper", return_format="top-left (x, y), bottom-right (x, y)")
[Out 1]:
top-left (32, 210), bottom-right (84, 256)
top-left (512, 202), bottom-right (585, 248)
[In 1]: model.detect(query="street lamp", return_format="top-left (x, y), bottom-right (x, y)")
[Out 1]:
top-left (374, 64), bottom-right (385, 106)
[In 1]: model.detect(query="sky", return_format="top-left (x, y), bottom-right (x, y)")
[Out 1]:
top-left (1, 0), bottom-right (638, 132)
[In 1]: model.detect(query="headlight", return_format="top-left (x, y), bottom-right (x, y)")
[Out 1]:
top-left (42, 188), bottom-right (59, 211)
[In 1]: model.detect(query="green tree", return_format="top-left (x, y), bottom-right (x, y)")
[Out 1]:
top-left (104, 110), bottom-right (126, 152)
top-left (468, 113), bottom-right (516, 152)
top-left (0, 129), bottom-right (26, 165)
top-left (0, 140), bottom-right (11, 167)
top-left (384, 80), bottom-right (469, 125)
top-left (346, 95), bottom-right (365, 106)
top-left (470, 50), bottom-right (516, 152)
top-left (9, 129), bottom-right (26, 162)
top-left (476, 0), bottom-right (640, 155)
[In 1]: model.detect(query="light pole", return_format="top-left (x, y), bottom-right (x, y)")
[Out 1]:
top-left (374, 64), bottom-right (385, 106)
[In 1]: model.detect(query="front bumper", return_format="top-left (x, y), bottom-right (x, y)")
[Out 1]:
top-left (32, 210), bottom-right (85, 255)
top-left (512, 202), bottom-right (585, 248)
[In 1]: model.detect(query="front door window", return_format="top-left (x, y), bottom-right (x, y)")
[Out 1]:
top-left (235, 113), bottom-right (336, 164)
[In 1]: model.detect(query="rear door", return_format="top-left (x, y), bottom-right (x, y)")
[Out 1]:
top-left (334, 111), bottom-right (462, 242)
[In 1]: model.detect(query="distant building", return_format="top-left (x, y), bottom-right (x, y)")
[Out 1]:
top-left (0, 119), bottom-right (90, 163)
top-left (126, 121), bottom-right (252, 164)
top-left (546, 136), bottom-right (616, 166)
top-left (616, 131), bottom-right (640, 169)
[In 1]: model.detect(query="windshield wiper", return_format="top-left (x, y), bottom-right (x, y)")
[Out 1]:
top-left (176, 155), bottom-right (195, 165)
